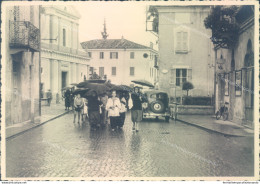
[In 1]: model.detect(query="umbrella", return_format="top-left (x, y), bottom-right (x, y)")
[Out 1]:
top-left (77, 82), bottom-right (110, 95)
top-left (111, 85), bottom-right (133, 93)
top-left (86, 79), bottom-right (106, 84)
top-left (104, 81), bottom-right (118, 89)
top-left (131, 79), bottom-right (154, 88)
top-left (72, 88), bottom-right (90, 96)
top-left (62, 86), bottom-right (72, 91)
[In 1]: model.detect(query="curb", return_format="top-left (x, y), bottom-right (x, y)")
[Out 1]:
top-left (176, 118), bottom-right (251, 137)
top-left (6, 111), bottom-right (71, 141)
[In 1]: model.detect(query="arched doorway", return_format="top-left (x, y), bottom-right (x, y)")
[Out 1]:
top-left (244, 39), bottom-right (254, 127)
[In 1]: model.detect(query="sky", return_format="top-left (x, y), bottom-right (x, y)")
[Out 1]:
top-left (75, 2), bottom-right (158, 49)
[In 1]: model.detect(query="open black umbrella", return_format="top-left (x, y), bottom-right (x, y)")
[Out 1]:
top-left (131, 79), bottom-right (154, 88)
top-left (111, 85), bottom-right (133, 93)
top-left (72, 88), bottom-right (90, 96)
top-left (86, 79), bottom-right (106, 84)
top-left (77, 82), bottom-right (110, 95)
top-left (62, 86), bottom-right (72, 91)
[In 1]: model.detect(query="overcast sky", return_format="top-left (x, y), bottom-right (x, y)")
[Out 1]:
top-left (75, 2), bottom-right (158, 49)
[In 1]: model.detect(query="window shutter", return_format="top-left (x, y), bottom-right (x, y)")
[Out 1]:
top-left (176, 32), bottom-right (181, 51)
top-left (110, 52), bottom-right (112, 59)
top-left (187, 69), bottom-right (192, 81)
top-left (182, 32), bottom-right (188, 51)
top-left (171, 69), bottom-right (176, 85)
top-left (116, 52), bottom-right (118, 59)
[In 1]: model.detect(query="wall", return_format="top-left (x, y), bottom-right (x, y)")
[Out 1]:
top-left (215, 20), bottom-right (254, 125)
top-left (5, 6), bottom-right (40, 126)
top-left (88, 49), bottom-right (157, 86)
top-left (170, 104), bottom-right (214, 115)
top-left (156, 6), bottom-right (214, 99)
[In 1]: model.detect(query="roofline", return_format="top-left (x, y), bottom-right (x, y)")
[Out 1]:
top-left (82, 48), bottom-right (158, 53)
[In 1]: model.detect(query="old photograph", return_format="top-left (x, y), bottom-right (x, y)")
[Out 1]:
top-left (1, 1), bottom-right (259, 180)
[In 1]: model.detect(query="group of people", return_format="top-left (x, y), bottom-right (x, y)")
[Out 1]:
top-left (67, 87), bottom-right (144, 132)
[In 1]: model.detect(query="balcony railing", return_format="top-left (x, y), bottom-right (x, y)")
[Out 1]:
top-left (9, 21), bottom-right (40, 52)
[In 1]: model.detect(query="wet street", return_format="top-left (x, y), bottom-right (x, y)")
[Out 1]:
top-left (6, 112), bottom-right (254, 178)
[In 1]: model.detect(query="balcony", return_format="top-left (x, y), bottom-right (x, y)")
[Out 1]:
top-left (9, 21), bottom-right (40, 52)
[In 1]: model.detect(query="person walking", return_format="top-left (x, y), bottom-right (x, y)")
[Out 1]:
top-left (129, 87), bottom-right (143, 132)
top-left (73, 94), bottom-right (84, 125)
top-left (106, 90), bottom-right (121, 131)
top-left (46, 89), bottom-right (52, 106)
top-left (88, 91), bottom-right (102, 130)
top-left (64, 89), bottom-right (71, 110)
top-left (100, 93), bottom-right (108, 126)
top-left (118, 92), bottom-right (127, 129)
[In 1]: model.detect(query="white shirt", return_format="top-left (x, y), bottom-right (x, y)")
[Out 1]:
top-left (106, 97), bottom-right (121, 117)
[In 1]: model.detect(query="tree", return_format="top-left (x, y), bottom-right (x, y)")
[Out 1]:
top-left (182, 81), bottom-right (194, 96)
top-left (204, 6), bottom-right (239, 49)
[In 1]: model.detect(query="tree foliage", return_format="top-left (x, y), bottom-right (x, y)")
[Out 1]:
top-left (204, 6), bottom-right (240, 49)
top-left (182, 81), bottom-right (194, 96)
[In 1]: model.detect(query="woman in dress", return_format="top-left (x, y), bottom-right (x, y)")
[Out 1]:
top-left (106, 90), bottom-right (121, 131)
top-left (87, 90), bottom-right (102, 130)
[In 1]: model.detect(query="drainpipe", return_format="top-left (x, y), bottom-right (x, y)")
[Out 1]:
top-left (213, 47), bottom-right (217, 114)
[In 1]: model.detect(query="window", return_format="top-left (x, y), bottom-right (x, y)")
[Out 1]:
top-left (100, 52), bottom-right (104, 59)
top-left (88, 52), bottom-right (92, 58)
top-left (99, 67), bottom-right (104, 77)
top-left (112, 67), bottom-right (116, 76)
top-left (130, 67), bottom-right (135, 76)
top-left (130, 52), bottom-right (135, 59)
top-left (90, 67), bottom-right (94, 74)
top-left (176, 31), bottom-right (188, 53)
top-left (62, 28), bottom-right (66, 46)
top-left (176, 69), bottom-right (187, 86)
top-left (110, 52), bottom-right (118, 59)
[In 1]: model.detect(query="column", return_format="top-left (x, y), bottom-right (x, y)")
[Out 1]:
top-left (49, 15), bottom-right (53, 44)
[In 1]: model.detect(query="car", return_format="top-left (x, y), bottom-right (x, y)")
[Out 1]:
top-left (141, 90), bottom-right (171, 122)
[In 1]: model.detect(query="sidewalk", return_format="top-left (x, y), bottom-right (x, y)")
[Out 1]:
top-left (177, 115), bottom-right (254, 137)
top-left (6, 102), bottom-right (70, 140)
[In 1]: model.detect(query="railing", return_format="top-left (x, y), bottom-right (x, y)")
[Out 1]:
top-left (9, 21), bottom-right (40, 52)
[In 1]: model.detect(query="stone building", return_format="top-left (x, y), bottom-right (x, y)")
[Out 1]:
top-left (81, 37), bottom-right (159, 86)
top-left (147, 6), bottom-right (214, 101)
top-left (214, 6), bottom-right (255, 127)
top-left (4, 5), bottom-right (41, 126)
top-left (40, 5), bottom-right (89, 102)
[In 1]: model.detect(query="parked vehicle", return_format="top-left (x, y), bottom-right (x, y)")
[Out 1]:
top-left (142, 90), bottom-right (171, 122)
top-left (216, 102), bottom-right (229, 121)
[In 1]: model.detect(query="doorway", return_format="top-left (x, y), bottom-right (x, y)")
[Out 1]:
top-left (62, 71), bottom-right (68, 89)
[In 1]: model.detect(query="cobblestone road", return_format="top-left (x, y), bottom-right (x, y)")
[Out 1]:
top-left (6, 112), bottom-right (254, 178)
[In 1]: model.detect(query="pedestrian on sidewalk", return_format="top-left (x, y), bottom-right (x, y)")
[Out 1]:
top-left (106, 90), bottom-right (121, 131)
top-left (46, 89), bottom-right (52, 106)
top-left (88, 90), bottom-right (102, 130)
top-left (73, 94), bottom-right (84, 125)
top-left (129, 87), bottom-right (143, 132)
top-left (118, 92), bottom-right (127, 129)
top-left (64, 89), bottom-right (71, 110)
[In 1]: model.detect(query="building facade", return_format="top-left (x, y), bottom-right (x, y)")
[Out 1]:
top-left (4, 6), bottom-right (41, 126)
top-left (81, 38), bottom-right (159, 86)
top-left (147, 6), bottom-right (214, 101)
top-left (214, 6), bottom-right (255, 127)
top-left (40, 5), bottom-right (89, 102)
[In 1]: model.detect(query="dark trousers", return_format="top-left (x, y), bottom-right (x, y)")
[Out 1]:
top-left (110, 116), bottom-right (119, 129)
top-left (118, 112), bottom-right (126, 127)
